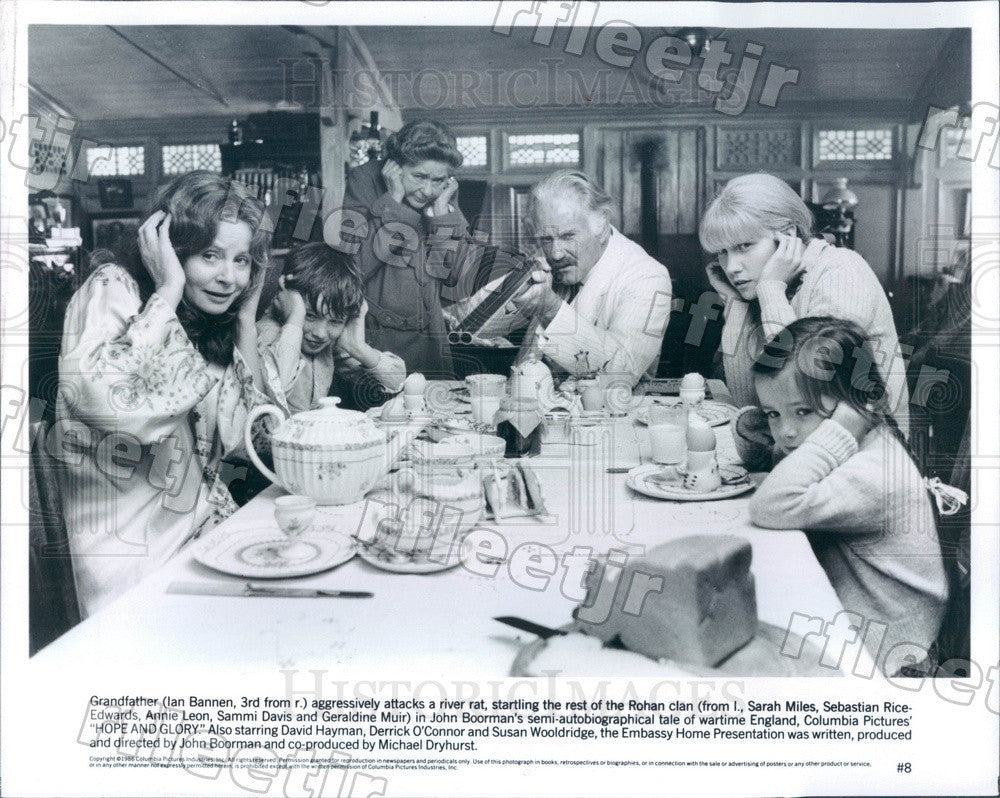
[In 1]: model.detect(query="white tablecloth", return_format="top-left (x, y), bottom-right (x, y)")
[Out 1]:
top-left (32, 390), bottom-right (862, 679)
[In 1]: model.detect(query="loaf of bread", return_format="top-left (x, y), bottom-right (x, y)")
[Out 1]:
top-left (574, 535), bottom-right (757, 667)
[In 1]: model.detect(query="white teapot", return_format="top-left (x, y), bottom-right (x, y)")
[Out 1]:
top-left (245, 397), bottom-right (392, 505)
top-left (510, 356), bottom-right (555, 404)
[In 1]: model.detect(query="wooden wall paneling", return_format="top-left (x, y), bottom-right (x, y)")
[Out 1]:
top-left (621, 132), bottom-right (643, 242)
top-left (854, 183), bottom-right (896, 284)
top-left (801, 122), bottom-right (814, 194)
top-left (619, 127), bottom-right (705, 243)
top-left (582, 124), bottom-right (600, 180)
top-left (677, 128), bottom-right (702, 234)
top-left (659, 130), bottom-right (681, 236)
top-left (601, 129), bottom-right (624, 228)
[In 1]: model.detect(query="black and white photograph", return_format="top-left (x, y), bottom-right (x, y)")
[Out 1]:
top-left (1, 2), bottom-right (997, 797)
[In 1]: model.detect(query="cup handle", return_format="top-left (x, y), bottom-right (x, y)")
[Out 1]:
top-left (244, 404), bottom-right (285, 487)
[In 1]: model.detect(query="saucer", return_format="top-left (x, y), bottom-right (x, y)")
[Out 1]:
top-left (625, 464), bottom-right (754, 502)
top-left (194, 527), bottom-right (356, 578)
top-left (356, 541), bottom-right (465, 574)
top-left (635, 400), bottom-right (737, 428)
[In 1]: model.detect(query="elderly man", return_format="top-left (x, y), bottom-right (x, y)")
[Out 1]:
top-left (470, 170), bottom-right (672, 387)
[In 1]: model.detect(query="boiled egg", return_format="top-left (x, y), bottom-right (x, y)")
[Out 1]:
top-left (403, 372), bottom-right (427, 396)
top-left (680, 372), bottom-right (706, 390)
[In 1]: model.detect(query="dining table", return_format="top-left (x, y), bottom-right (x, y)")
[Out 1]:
top-left (30, 379), bottom-right (871, 679)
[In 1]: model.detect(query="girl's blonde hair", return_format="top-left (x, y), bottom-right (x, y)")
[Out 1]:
top-left (699, 173), bottom-right (813, 255)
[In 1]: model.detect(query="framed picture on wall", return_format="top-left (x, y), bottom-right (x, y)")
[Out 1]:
top-left (28, 193), bottom-right (74, 228)
top-left (97, 178), bottom-right (133, 210)
top-left (89, 211), bottom-right (143, 254)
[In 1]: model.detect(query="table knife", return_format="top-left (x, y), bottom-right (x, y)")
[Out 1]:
top-left (494, 616), bottom-right (567, 640)
top-left (167, 581), bottom-right (373, 598)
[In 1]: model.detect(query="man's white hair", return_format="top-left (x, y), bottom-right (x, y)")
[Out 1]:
top-left (528, 170), bottom-right (614, 234)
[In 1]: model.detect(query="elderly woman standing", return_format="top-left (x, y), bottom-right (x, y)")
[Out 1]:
top-left (343, 120), bottom-right (468, 378)
top-left (699, 173), bottom-right (910, 434)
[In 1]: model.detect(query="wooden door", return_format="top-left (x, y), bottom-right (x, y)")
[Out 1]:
top-left (602, 127), bottom-right (717, 377)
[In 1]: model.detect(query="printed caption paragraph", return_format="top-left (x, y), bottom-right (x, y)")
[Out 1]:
top-left (76, 694), bottom-right (916, 770)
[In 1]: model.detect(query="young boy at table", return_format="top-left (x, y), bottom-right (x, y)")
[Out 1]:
top-left (735, 317), bottom-right (949, 677)
top-left (257, 242), bottom-right (406, 416)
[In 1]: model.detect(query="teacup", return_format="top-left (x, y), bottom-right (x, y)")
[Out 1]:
top-left (465, 374), bottom-right (507, 398)
top-left (648, 403), bottom-right (686, 427)
top-left (442, 433), bottom-right (506, 466)
top-left (650, 424), bottom-right (686, 464)
top-left (543, 409), bottom-right (572, 443)
top-left (397, 467), bottom-right (485, 542)
top-left (408, 440), bottom-right (477, 477)
top-left (570, 417), bottom-right (611, 446)
top-left (470, 395), bottom-right (502, 425)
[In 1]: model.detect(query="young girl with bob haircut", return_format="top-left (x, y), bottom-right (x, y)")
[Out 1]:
top-left (56, 171), bottom-right (273, 616)
top-left (742, 317), bottom-right (947, 676)
top-left (700, 172), bottom-right (910, 435)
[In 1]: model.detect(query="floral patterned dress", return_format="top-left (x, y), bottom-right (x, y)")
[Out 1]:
top-left (55, 264), bottom-right (270, 616)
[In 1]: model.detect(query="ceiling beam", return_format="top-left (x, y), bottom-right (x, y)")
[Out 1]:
top-left (28, 82), bottom-right (78, 119)
top-left (106, 26), bottom-right (230, 108)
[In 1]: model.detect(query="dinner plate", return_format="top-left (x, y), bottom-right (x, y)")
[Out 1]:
top-left (510, 622), bottom-right (839, 677)
top-left (194, 528), bottom-right (356, 579)
top-left (634, 400), bottom-right (736, 428)
top-left (626, 463), bottom-right (754, 501)
top-left (365, 407), bottom-right (435, 426)
top-left (355, 538), bottom-right (465, 574)
top-left (426, 417), bottom-right (500, 442)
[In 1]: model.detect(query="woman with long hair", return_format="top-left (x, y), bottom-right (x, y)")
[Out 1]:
top-left (699, 172), bottom-right (910, 435)
top-left (55, 171), bottom-right (272, 615)
top-left (342, 119), bottom-right (468, 378)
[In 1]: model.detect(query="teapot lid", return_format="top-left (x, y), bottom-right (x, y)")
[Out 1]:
top-left (297, 396), bottom-right (364, 423)
top-left (270, 396), bottom-right (382, 448)
top-left (513, 357), bottom-right (551, 375)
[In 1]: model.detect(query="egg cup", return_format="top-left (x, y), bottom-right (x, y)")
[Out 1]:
top-left (273, 495), bottom-right (317, 559)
